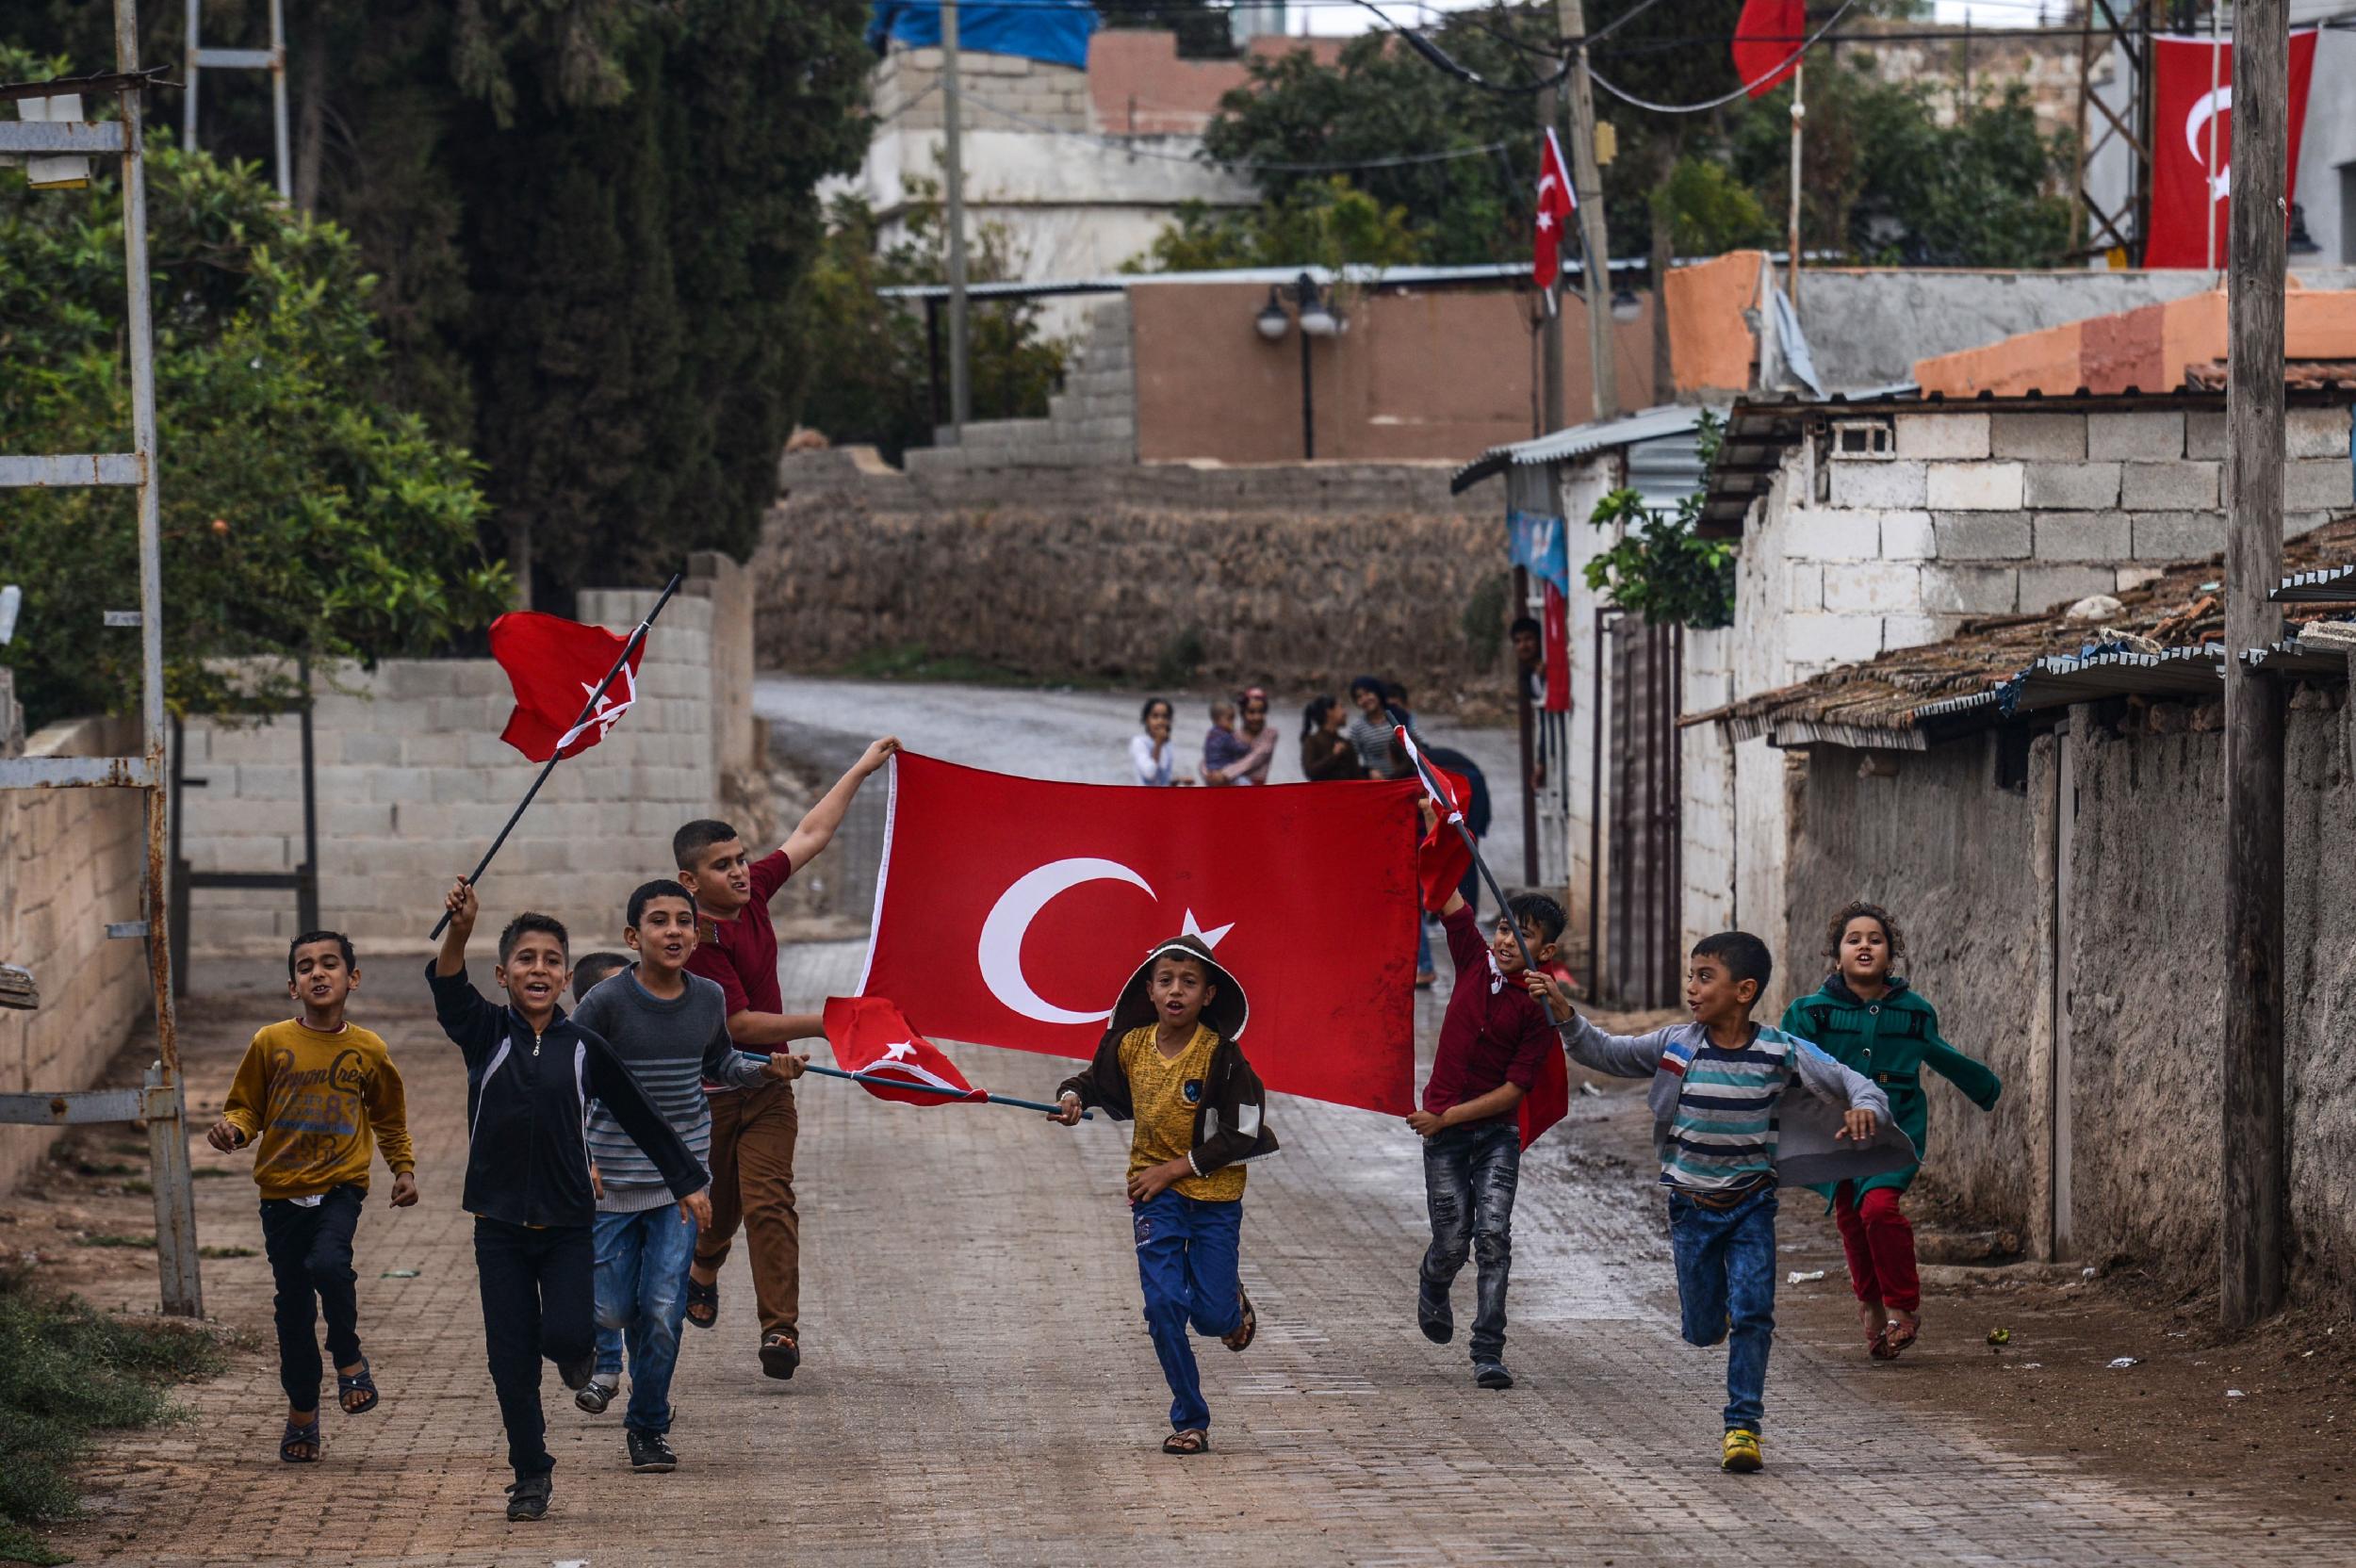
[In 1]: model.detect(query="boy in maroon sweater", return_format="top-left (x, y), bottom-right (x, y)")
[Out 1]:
top-left (672, 736), bottom-right (897, 1380)
top-left (1407, 887), bottom-right (1566, 1390)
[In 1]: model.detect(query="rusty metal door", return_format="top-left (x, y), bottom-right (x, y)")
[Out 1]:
top-left (1599, 615), bottom-right (1683, 1009)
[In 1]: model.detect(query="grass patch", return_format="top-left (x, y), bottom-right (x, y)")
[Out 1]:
top-left (840, 644), bottom-right (1030, 685)
top-left (188, 1168), bottom-right (233, 1180)
top-left (196, 1247), bottom-right (256, 1261)
top-left (0, 1266), bottom-right (226, 1559)
top-left (71, 1236), bottom-right (153, 1251)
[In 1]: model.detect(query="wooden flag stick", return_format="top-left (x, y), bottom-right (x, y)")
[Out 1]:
top-left (428, 572), bottom-right (684, 940)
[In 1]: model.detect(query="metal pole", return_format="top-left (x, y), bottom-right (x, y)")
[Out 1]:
top-left (181, 0), bottom-right (198, 149)
top-left (1558, 0), bottom-right (1617, 421)
top-left (122, 0), bottom-right (204, 1319)
top-left (297, 655), bottom-right (319, 934)
top-left (2220, 0), bottom-right (2286, 1333)
top-left (1787, 62), bottom-right (1805, 306)
top-left (267, 0), bottom-right (291, 202)
top-left (941, 0), bottom-right (972, 438)
top-left (1515, 565), bottom-right (1540, 887)
top-left (1298, 277), bottom-right (1316, 461)
top-left (2204, 0), bottom-right (2224, 280)
top-left (799, 1063), bottom-right (1093, 1119)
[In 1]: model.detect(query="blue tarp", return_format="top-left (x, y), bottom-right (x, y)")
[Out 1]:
top-left (867, 2), bottom-right (1100, 70)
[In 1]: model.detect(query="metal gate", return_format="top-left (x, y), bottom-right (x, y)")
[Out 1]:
top-left (1595, 613), bottom-right (1682, 1009)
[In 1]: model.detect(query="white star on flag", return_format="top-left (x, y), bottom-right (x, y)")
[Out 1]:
top-left (1181, 909), bottom-right (1235, 949)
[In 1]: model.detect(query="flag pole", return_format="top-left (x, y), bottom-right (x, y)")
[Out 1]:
top-left (428, 572), bottom-right (685, 940)
top-left (1387, 706), bottom-right (1568, 1023)
top-left (799, 1061), bottom-right (1093, 1119)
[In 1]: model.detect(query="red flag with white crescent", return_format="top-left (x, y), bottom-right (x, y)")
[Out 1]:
top-left (1533, 129), bottom-right (1575, 291)
top-left (2147, 29), bottom-right (2319, 269)
top-left (822, 996), bottom-right (986, 1105)
top-left (487, 611), bottom-right (644, 762)
top-left (858, 753), bottom-right (1421, 1115)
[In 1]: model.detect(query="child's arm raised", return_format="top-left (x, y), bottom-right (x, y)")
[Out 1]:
top-left (426, 878), bottom-right (504, 1059)
top-left (206, 1037), bottom-right (268, 1152)
top-left (780, 737), bottom-right (899, 873)
top-left (1791, 1040), bottom-right (1889, 1142)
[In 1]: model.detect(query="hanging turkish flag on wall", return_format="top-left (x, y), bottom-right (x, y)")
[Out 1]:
top-left (859, 753), bottom-right (1422, 1115)
top-left (1732, 0), bottom-right (1805, 98)
top-left (487, 612), bottom-right (645, 761)
top-left (822, 996), bottom-right (987, 1106)
top-left (2148, 29), bottom-right (2319, 269)
top-left (1533, 129), bottom-right (1575, 291)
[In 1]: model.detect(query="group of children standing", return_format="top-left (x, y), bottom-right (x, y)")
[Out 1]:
top-left (209, 719), bottom-right (1999, 1511)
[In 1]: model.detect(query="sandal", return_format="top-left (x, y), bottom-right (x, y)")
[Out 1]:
top-left (336, 1357), bottom-right (380, 1415)
top-left (280, 1416), bottom-right (321, 1463)
top-left (684, 1276), bottom-right (719, 1331)
top-left (1161, 1428), bottom-right (1209, 1456)
top-left (1884, 1314), bottom-right (1921, 1358)
top-left (1222, 1290), bottom-right (1256, 1353)
top-left (759, 1332), bottom-right (799, 1380)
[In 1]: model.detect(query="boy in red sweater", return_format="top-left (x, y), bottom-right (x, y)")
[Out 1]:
top-left (1409, 887), bottom-right (1565, 1390)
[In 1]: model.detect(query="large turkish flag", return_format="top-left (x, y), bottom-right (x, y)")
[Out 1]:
top-left (858, 753), bottom-right (1423, 1115)
top-left (2148, 29), bottom-right (2318, 269)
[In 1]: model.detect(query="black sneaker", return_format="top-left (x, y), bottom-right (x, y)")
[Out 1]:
top-left (575, 1377), bottom-right (617, 1415)
top-left (1474, 1361), bottom-right (1514, 1390)
top-left (627, 1428), bottom-right (678, 1474)
top-left (557, 1352), bottom-right (596, 1392)
top-left (1417, 1281), bottom-right (1454, 1346)
top-left (504, 1474), bottom-right (551, 1522)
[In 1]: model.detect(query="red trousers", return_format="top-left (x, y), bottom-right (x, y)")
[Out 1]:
top-left (1833, 1182), bottom-right (1920, 1314)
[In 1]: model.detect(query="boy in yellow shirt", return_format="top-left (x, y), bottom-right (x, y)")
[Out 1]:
top-left (1050, 935), bottom-right (1278, 1456)
top-left (209, 930), bottom-right (417, 1463)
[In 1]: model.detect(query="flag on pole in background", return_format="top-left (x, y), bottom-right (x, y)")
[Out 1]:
top-left (1732, 0), bottom-right (1806, 97)
top-left (1533, 129), bottom-right (1575, 291)
top-left (2146, 29), bottom-right (2319, 269)
top-left (822, 996), bottom-right (987, 1106)
top-left (487, 612), bottom-right (646, 761)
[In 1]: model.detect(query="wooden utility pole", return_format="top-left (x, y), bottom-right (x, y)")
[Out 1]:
top-left (1557, 0), bottom-right (1617, 421)
top-left (1539, 81), bottom-right (1564, 434)
top-left (1786, 63), bottom-right (1805, 304)
top-left (2221, 0), bottom-right (2288, 1331)
top-left (941, 0), bottom-right (973, 438)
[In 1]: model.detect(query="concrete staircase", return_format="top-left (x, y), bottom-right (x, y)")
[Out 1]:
top-left (908, 298), bottom-right (1137, 473)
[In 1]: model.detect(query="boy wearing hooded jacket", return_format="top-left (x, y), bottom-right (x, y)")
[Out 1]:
top-left (1050, 935), bottom-right (1277, 1457)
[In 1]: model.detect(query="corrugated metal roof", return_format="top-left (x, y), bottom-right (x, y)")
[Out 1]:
top-left (1450, 404), bottom-right (1710, 495)
top-left (2273, 563), bottom-right (2356, 602)
top-left (876, 259), bottom-right (1654, 303)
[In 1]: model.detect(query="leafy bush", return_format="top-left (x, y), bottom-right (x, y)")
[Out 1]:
top-left (1581, 413), bottom-right (1735, 629)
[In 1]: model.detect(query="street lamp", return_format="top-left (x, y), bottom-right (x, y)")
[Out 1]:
top-left (1254, 271), bottom-right (1343, 459)
top-left (1609, 286), bottom-right (1644, 324)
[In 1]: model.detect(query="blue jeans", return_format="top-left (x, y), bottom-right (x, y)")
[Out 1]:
top-left (592, 1205), bottom-right (699, 1435)
top-left (1132, 1190), bottom-right (1243, 1432)
top-left (1668, 1184), bottom-right (1778, 1433)
top-left (1419, 1120), bottom-right (1520, 1363)
top-left (1415, 914), bottom-right (1434, 975)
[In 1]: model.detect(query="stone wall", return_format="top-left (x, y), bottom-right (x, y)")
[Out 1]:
top-left (760, 449), bottom-right (1503, 705)
top-left (0, 714), bottom-right (150, 1195)
top-left (175, 579), bottom-right (754, 960)
top-left (912, 299), bottom-right (1137, 471)
top-left (873, 43), bottom-right (1090, 132)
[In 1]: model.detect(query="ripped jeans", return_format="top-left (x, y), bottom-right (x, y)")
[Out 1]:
top-left (1419, 1119), bottom-right (1521, 1364)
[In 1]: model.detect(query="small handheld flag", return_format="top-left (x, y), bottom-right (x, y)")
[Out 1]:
top-left (823, 997), bottom-right (987, 1106)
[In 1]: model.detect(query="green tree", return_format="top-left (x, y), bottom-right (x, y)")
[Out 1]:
top-left (1581, 415), bottom-right (1733, 629)
top-left (0, 64), bottom-right (507, 727)
top-left (1129, 178), bottom-right (1427, 272)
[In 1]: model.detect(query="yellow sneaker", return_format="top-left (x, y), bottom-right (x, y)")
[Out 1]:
top-left (1721, 1428), bottom-right (1763, 1473)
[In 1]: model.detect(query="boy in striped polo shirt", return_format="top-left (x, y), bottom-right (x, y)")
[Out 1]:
top-left (571, 879), bottom-right (810, 1472)
top-left (1530, 932), bottom-right (1909, 1474)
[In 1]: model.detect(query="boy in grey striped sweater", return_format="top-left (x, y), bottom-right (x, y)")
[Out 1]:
top-left (571, 880), bottom-right (810, 1472)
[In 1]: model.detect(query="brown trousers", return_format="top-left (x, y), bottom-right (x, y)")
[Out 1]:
top-left (694, 1076), bottom-right (799, 1338)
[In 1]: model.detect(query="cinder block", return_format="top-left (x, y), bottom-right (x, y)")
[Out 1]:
top-left (1828, 461), bottom-right (1927, 510)
top-left (1990, 412), bottom-right (2086, 460)
top-left (341, 732), bottom-right (401, 766)
top-left (2022, 462), bottom-right (2120, 510)
top-left (1823, 563), bottom-right (1922, 613)
top-left (2032, 511), bottom-right (2131, 562)
top-left (1894, 414), bottom-right (1990, 460)
top-left (2287, 406), bottom-right (2352, 460)
top-left (2186, 409), bottom-right (2228, 460)
top-left (368, 767), bottom-right (434, 804)
top-left (1882, 613), bottom-right (1963, 650)
top-left (1879, 511), bottom-right (1936, 560)
top-left (401, 733), bottom-right (464, 767)
top-left (1785, 507), bottom-right (1882, 561)
top-left (1921, 565), bottom-right (2020, 614)
top-left (1925, 463), bottom-right (2025, 511)
top-left (2088, 409), bottom-right (2185, 460)
top-left (1932, 512), bottom-right (2032, 560)
top-left (2020, 565), bottom-right (2119, 614)
top-left (2284, 458), bottom-right (2355, 510)
top-left (2119, 460), bottom-right (2221, 511)
top-left (2116, 564), bottom-right (2169, 592)
top-left (1783, 613), bottom-right (1885, 666)
top-left (2130, 511), bottom-right (2221, 562)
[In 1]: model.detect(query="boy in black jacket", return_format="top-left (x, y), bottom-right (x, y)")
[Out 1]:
top-left (1051, 935), bottom-right (1277, 1457)
top-left (429, 879), bottom-right (710, 1523)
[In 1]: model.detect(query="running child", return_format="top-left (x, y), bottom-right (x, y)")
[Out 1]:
top-left (1530, 933), bottom-right (1908, 1473)
top-left (429, 880), bottom-right (710, 1522)
top-left (208, 930), bottom-right (417, 1464)
top-left (1050, 935), bottom-right (1276, 1456)
top-left (1779, 901), bottom-right (2001, 1361)
top-left (1410, 886), bottom-right (1566, 1392)
top-left (571, 880), bottom-right (810, 1474)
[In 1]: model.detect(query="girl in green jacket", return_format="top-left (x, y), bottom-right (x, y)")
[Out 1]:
top-left (1778, 902), bottom-right (2002, 1362)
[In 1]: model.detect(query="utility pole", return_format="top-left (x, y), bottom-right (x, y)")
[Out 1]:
top-left (941, 0), bottom-right (973, 439)
top-left (1786, 63), bottom-right (1805, 305)
top-left (2221, 0), bottom-right (2287, 1332)
top-left (1557, 0), bottom-right (1617, 421)
top-left (1538, 81), bottom-right (1564, 434)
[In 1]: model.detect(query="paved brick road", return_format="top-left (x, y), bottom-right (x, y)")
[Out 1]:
top-left (54, 940), bottom-right (2356, 1567)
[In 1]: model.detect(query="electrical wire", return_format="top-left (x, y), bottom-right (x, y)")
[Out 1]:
top-left (1585, 0), bottom-right (1860, 114)
top-left (1341, 0), bottom-right (1572, 95)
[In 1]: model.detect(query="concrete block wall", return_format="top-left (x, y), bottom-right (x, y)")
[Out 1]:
top-left (0, 714), bottom-right (149, 1194)
top-left (908, 298), bottom-right (1138, 473)
top-left (174, 586), bottom-right (746, 960)
top-left (872, 44), bottom-right (1090, 132)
